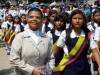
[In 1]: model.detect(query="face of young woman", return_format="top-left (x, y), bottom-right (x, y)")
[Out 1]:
top-left (72, 14), bottom-right (84, 29)
top-left (21, 15), bottom-right (26, 22)
top-left (94, 12), bottom-right (100, 23)
top-left (54, 20), bottom-right (64, 30)
top-left (27, 11), bottom-right (42, 31)
top-left (7, 15), bottom-right (13, 22)
top-left (14, 17), bottom-right (20, 23)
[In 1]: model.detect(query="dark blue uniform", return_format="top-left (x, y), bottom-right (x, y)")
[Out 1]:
top-left (51, 30), bottom-right (64, 67)
top-left (62, 36), bottom-right (91, 75)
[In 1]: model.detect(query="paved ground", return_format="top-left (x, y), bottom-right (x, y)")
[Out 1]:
top-left (0, 41), bottom-right (15, 75)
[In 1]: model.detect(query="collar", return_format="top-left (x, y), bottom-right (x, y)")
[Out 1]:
top-left (55, 30), bottom-right (62, 36)
top-left (28, 29), bottom-right (40, 36)
top-left (48, 22), bottom-right (54, 29)
top-left (70, 29), bottom-right (85, 38)
top-left (6, 21), bottom-right (13, 25)
top-left (26, 28), bottom-right (46, 37)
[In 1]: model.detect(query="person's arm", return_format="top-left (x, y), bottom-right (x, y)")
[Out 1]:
top-left (90, 33), bottom-right (100, 74)
top-left (55, 30), bottom-right (66, 54)
top-left (10, 33), bottom-right (34, 75)
top-left (92, 48), bottom-right (100, 74)
top-left (47, 39), bottom-right (55, 69)
top-left (53, 45), bottom-right (62, 54)
top-left (95, 41), bottom-right (100, 51)
top-left (94, 28), bottom-right (100, 49)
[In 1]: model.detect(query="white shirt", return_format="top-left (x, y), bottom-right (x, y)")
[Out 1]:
top-left (1, 21), bottom-right (13, 29)
top-left (13, 24), bottom-right (21, 32)
top-left (41, 23), bottom-right (54, 34)
top-left (3, 9), bottom-right (13, 20)
top-left (23, 24), bottom-right (29, 30)
top-left (57, 29), bottom-right (98, 54)
top-left (47, 30), bottom-right (69, 55)
top-left (19, 9), bottom-right (28, 15)
top-left (21, 23), bottom-right (28, 30)
top-left (41, 24), bottom-right (46, 34)
top-left (0, 9), bottom-right (4, 19)
top-left (27, 29), bottom-right (41, 44)
top-left (11, 10), bottom-right (20, 16)
top-left (94, 27), bottom-right (100, 41)
top-left (47, 30), bottom-right (62, 43)
top-left (48, 22), bottom-right (54, 30)
top-left (66, 23), bottom-right (70, 29)
top-left (87, 22), bottom-right (98, 32)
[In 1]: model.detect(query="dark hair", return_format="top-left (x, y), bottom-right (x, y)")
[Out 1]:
top-left (54, 14), bottom-right (66, 30)
top-left (61, 12), bottom-right (69, 23)
top-left (92, 9), bottom-right (100, 25)
top-left (92, 9), bottom-right (100, 17)
top-left (70, 9), bottom-right (89, 35)
top-left (13, 15), bottom-right (21, 24)
top-left (20, 14), bottom-right (26, 17)
top-left (47, 10), bottom-right (58, 21)
top-left (28, 8), bottom-right (43, 18)
top-left (7, 14), bottom-right (13, 21)
top-left (48, 10), bottom-right (58, 17)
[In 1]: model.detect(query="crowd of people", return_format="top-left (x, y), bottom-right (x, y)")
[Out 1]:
top-left (0, 2), bottom-right (100, 75)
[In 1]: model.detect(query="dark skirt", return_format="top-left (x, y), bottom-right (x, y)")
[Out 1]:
top-left (55, 50), bottom-right (64, 66)
top-left (52, 59), bottom-right (91, 75)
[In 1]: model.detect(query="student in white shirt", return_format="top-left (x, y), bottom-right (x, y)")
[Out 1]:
top-left (47, 13), bottom-right (67, 66)
top-left (88, 9), bottom-right (100, 74)
top-left (42, 10), bottom-right (58, 33)
top-left (20, 14), bottom-right (27, 31)
top-left (53, 9), bottom-right (100, 75)
top-left (1, 14), bottom-right (13, 29)
top-left (87, 10), bottom-right (100, 32)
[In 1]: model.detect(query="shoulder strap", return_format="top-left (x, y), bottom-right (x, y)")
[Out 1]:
top-left (65, 27), bottom-right (72, 44)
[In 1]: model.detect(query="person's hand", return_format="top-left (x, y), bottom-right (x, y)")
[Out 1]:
top-left (98, 66), bottom-right (100, 75)
top-left (32, 67), bottom-right (43, 75)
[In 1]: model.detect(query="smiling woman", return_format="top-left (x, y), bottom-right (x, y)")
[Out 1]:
top-left (27, 8), bottom-right (43, 31)
top-left (10, 8), bottom-right (55, 75)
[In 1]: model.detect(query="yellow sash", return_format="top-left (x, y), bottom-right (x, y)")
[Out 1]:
top-left (2, 29), bottom-right (6, 41)
top-left (7, 30), bottom-right (16, 45)
top-left (53, 36), bottom-right (85, 72)
top-left (2, 29), bottom-right (11, 42)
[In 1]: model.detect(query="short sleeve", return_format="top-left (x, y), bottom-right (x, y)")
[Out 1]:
top-left (87, 24), bottom-right (94, 31)
top-left (90, 33), bottom-right (98, 49)
top-left (1, 22), bottom-right (7, 29)
top-left (46, 31), bottom-right (53, 44)
top-left (56, 30), bottom-right (66, 48)
top-left (94, 27), bottom-right (100, 41)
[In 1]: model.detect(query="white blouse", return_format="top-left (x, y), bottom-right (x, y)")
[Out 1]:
top-left (94, 27), bottom-right (100, 41)
top-left (27, 29), bottom-right (41, 44)
top-left (1, 21), bottom-right (13, 29)
top-left (57, 29), bottom-right (98, 54)
top-left (47, 30), bottom-right (69, 55)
